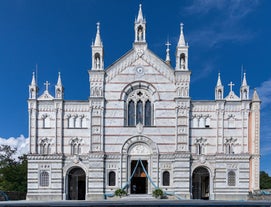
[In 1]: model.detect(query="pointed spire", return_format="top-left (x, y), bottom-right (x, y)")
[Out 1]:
top-left (31, 72), bottom-right (36, 86)
top-left (165, 40), bottom-right (171, 64)
top-left (216, 73), bottom-right (222, 86)
top-left (252, 89), bottom-right (260, 102)
top-left (94, 22), bottom-right (102, 47)
top-left (57, 72), bottom-right (62, 86)
top-left (178, 23), bottom-right (186, 46)
top-left (137, 4), bottom-right (144, 22)
top-left (242, 72), bottom-right (248, 86)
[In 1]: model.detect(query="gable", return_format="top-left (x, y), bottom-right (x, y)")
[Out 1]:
top-left (105, 48), bottom-right (175, 84)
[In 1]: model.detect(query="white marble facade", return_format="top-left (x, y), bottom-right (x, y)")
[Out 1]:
top-left (27, 5), bottom-right (260, 201)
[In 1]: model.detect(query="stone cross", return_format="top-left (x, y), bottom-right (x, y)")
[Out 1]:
top-left (44, 81), bottom-right (50, 91)
top-left (228, 81), bottom-right (235, 92)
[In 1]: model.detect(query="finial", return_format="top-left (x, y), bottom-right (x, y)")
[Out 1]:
top-left (180, 22), bottom-right (184, 34)
top-left (165, 40), bottom-right (171, 63)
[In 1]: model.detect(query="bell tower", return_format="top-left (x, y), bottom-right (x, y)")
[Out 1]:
top-left (91, 22), bottom-right (104, 70)
top-left (134, 4), bottom-right (146, 43)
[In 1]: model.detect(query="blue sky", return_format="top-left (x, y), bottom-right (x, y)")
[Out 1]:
top-left (0, 0), bottom-right (271, 175)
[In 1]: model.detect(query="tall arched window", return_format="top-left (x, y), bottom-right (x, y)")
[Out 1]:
top-left (162, 171), bottom-right (170, 186)
top-left (128, 100), bottom-right (135, 126)
top-left (228, 171), bottom-right (236, 186)
top-left (108, 171), bottom-right (116, 186)
top-left (136, 100), bottom-right (143, 124)
top-left (40, 171), bottom-right (49, 187)
top-left (144, 100), bottom-right (151, 126)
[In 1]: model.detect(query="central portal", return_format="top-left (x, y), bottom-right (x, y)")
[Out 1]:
top-left (130, 160), bottom-right (148, 194)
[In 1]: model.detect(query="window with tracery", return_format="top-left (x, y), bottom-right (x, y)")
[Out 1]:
top-left (70, 137), bottom-right (82, 155)
top-left (108, 171), bottom-right (116, 186)
top-left (162, 171), bottom-right (170, 186)
top-left (228, 171), bottom-right (236, 186)
top-left (127, 89), bottom-right (152, 126)
top-left (39, 138), bottom-right (51, 155)
top-left (40, 171), bottom-right (49, 187)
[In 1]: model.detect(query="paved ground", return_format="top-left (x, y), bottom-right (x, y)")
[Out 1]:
top-left (0, 199), bottom-right (271, 207)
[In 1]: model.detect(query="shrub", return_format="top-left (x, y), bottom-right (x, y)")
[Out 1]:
top-left (152, 188), bottom-right (163, 198)
top-left (114, 188), bottom-right (126, 197)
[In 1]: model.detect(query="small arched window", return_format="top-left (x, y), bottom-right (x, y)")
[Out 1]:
top-left (228, 171), bottom-right (236, 186)
top-left (180, 53), bottom-right (186, 69)
top-left (44, 116), bottom-right (50, 128)
top-left (108, 171), bottom-right (116, 186)
top-left (205, 117), bottom-right (211, 128)
top-left (192, 117), bottom-right (198, 128)
top-left (199, 117), bottom-right (205, 128)
top-left (162, 171), bottom-right (170, 186)
top-left (40, 171), bottom-right (49, 187)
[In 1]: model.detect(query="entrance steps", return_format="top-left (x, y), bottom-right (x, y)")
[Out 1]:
top-left (120, 194), bottom-right (156, 201)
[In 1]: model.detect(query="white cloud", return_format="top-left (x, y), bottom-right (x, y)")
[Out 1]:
top-left (256, 79), bottom-right (271, 108)
top-left (0, 135), bottom-right (29, 159)
top-left (183, 0), bottom-right (259, 47)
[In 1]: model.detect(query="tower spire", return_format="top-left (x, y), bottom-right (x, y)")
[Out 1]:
top-left (216, 72), bottom-right (222, 86)
top-left (137, 4), bottom-right (144, 22)
top-left (94, 22), bottom-right (103, 47)
top-left (91, 22), bottom-right (104, 70)
top-left (29, 72), bottom-right (38, 99)
top-left (55, 72), bottom-right (64, 99)
top-left (176, 22), bottom-right (189, 70)
top-left (177, 23), bottom-right (186, 47)
top-left (134, 4), bottom-right (146, 43)
top-left (240, 72), bottom-right (249, 100)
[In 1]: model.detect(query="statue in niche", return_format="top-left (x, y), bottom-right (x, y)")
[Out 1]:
top-left (180, 57), bottom-right (185, 69)
top-left (95, 56), bottom-right (100, 69)
top-left (137, 27), bottom-right (143, 41)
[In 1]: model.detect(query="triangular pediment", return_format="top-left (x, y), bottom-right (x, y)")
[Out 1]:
top-left (38, 90), bottom-right (54, 100)
top-left (105, 47), bottom-right (175, 83)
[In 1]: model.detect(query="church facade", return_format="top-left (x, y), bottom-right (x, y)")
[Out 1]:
top-left (27, 5), bottom-right (260, 201)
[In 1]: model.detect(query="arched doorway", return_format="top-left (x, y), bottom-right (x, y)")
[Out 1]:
top-left (68, 167), bottom-right (86, 200)
top-left (192, 167), bottom-right (210, 200)
top-left (130, 160), bottom-right (148, 194)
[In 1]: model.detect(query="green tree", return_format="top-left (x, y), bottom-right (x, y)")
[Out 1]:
top-left (0, 145), bottom-right (27, 192)
top-left (260, 171), bottom-right (271, 189)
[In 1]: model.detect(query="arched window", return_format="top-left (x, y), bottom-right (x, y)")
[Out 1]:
top-left (228, 171), bottom-right (236, 186)
top-left (205, 117), bottom-right (211, 128)
top-left (95, 53), bottom-right (101, 69)
top-left (136, 100), bottom-right (143, 124)
top-left (44, 116), bottom-right (50, 128)
top-left (108, 171), bottom-right (116, 186)
top-left (192, 117), bottom-right (198, 128)
top-left (162, 171), bottom-right (170, 186)
top-left (75, 116), bottom-right (81, 128)
top-left (128, 100), bottom-right (135, 126)
top-left (40, 171), bottom-right (49, 187)
top-left (82, 117), bottom-right (87, 128)
top-left (68, 116), bottom-right (75, 128)
top-left (144, 100), bottom-right (151, 126)
top-left (199, 117), bottom-right (205, 128)
top-left (180, 53), bottom-right (186, 69)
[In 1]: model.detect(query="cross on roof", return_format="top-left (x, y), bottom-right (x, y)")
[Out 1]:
top-left (228, 81), bottom-right (235, 92)
top-left (165, 41), bottom-right (171, 49)
top-left (44, 81), bottom-right (50, 91)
